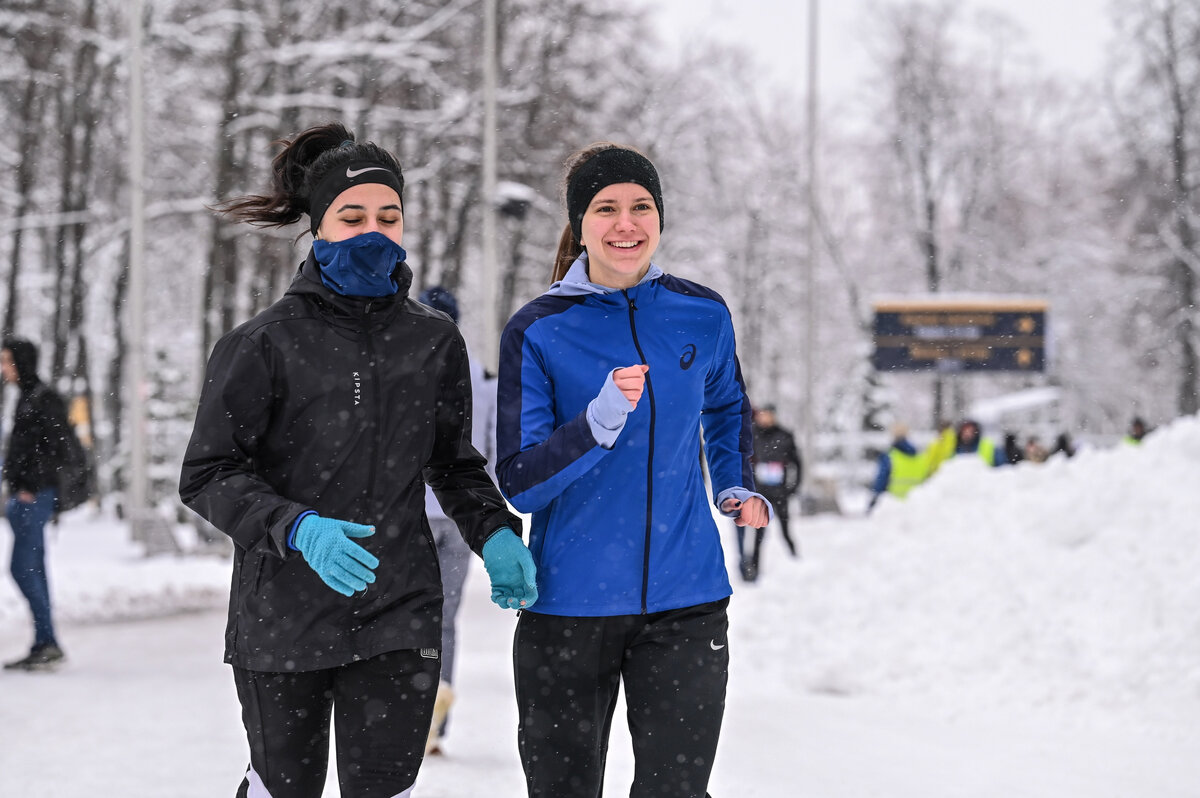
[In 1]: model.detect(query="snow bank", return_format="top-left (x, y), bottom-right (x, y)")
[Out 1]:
top-left (731, 415), bottom-right (1200, 727)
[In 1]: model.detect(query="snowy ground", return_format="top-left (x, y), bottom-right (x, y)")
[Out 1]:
top-left (2, 416), bottom-right (1198, 796)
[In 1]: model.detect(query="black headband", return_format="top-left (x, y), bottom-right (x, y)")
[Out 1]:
top-left (308, 159), bottom-right (405, 236)
top-left (566, 148), bottom-right (664, 242)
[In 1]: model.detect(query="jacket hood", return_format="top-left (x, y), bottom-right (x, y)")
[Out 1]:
top-left (3, 338), bottom-right (41, 392)
top-left (287, 249), bottom-right (414, 330)
top-left (545, 251), bottom-right (664, 298)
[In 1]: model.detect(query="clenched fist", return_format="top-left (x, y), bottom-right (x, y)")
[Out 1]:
top-left (612, 364), bottom-right (650, 408)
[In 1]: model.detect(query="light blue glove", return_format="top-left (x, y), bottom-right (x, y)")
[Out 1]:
top-left (293, 514), bottom-right (379, 597)
top-left (481, 527), bottom-right (538, 610)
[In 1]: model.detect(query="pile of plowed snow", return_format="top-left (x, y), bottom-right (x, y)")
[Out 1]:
top-left (730, 414), bottom-right (1200, 727)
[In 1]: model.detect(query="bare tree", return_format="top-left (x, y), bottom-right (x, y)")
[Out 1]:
top-left (1109, 0), bottom-right (1200, 416)
top-left (857, 1), bottom-right (1067, 424)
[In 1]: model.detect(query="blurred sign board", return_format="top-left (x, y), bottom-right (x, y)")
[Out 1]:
top-left (872, 297), bottom-right (1047, 373)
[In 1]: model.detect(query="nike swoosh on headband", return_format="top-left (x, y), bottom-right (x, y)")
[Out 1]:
top-left (346, 166), bottom-right (391, 178)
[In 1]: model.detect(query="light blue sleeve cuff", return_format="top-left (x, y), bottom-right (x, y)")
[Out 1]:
top-left (715, 487), bottom-right (775, 523)
top-left (586, 369), bottom-right (632, 449)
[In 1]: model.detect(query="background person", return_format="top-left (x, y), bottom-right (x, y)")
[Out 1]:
top-left (496, 142), bottom-right (770, 798)
top-left (1003, 432), bottom-right (1025, 465)
top-left (417, 284), bottom-right (498, 756)
top-left (867, 422), bottom-right (928, 512)
top-left (1023, 435), bottom-right (1049, 463)
top-left (955, 419), bottom-right (1006, 466)
top-left (1051, 431), bottom-right (1077, 458)
top-left (739, 402), bottom-right (802, 580)
top-left (925, 419), bottom-right (957, 477)
top-left (1125, 416), bottom-right (1149, 444)
top-left (179, 122), bottom-right (533, 798)
top-left (2, 338), bottom-right (68, 671)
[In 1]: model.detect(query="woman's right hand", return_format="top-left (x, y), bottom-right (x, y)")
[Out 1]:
top-left (612, 364), bottom-right (650, 408)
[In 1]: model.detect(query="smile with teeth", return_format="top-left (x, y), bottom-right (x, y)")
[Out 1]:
top-left (608, 241), bottom-right (641, 248)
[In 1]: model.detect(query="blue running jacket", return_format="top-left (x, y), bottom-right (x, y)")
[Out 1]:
top-left (496, 259), bottom-right (757, 616)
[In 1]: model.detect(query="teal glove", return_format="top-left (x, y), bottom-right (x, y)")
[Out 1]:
top-left (481, 527), bottom-right (538, 610)
top-left (293, 514), bottom-right (379, 597)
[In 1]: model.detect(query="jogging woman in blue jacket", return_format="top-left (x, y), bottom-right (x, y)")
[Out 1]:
top-left (496, 143), bottom-right (771, 798)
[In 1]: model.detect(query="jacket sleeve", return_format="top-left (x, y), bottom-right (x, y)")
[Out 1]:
top-left (785, 431), bottom-right (803, 494)
top-left (6, 387), bottom-right (71, 495)
top-left (423, 332), bottom-right (522, 555)
top-left (871, 451), bottom-right (892, 496)
top-left (700, 310), bottom-right (757, 499)
top-left (178, 332), bottom-right (309, 557)
top-left (494, 320), bottom-right (613, 513)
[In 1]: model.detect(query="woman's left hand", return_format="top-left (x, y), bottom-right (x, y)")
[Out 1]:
top-left (722, 495), bottom-right (770, 527)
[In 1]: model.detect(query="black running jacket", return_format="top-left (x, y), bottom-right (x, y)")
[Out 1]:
top-left (180, 253), bottom-right (519, 671)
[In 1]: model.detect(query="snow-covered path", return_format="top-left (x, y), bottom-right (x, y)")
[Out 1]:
top-left (3, 415), bottom-right (1200, 795)
top-left (1, 554), bottom-right (1194, 797)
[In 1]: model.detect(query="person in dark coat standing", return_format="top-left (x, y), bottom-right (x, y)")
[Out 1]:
top-left (740, 403), bottom-right (802, 580)
top-left (179, 122), bottom-right (535, 798)
top-left (2, 338), bottom-right (69, 670)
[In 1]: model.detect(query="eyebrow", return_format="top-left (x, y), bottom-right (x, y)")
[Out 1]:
top-left (589, 194), bottom-right (654, 206)
top-left (334, 203), bottom-right (403, 213)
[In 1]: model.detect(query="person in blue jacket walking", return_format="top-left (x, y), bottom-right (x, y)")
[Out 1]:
top-left (496, 142), bottom-right (771, 798)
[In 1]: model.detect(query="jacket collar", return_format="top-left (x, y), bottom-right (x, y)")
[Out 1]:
top-left (287, 249), bottom-right (413, 328)
top-left (545, 250), bottom-right (664, 298)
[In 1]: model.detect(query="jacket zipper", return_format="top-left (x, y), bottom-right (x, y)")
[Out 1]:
top-left (363, 304), bottom-right (381, 522)
top-left (623, 289), bottom-right (655, 615)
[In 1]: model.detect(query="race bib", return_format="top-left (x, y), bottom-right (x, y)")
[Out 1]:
top-left (754, 461), bottom-right (785, 486)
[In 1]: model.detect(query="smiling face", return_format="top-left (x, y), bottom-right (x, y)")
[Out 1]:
top-left (316, 182), bottom-right (404, 244)
top-left (578, 182), bottom-right (660, 289)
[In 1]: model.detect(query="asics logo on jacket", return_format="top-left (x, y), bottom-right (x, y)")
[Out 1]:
top-left (679, 343), bottom-right (697, 370)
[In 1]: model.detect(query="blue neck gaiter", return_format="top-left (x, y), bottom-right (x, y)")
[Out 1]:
top-left (312, 232), bottom-right (406, 297)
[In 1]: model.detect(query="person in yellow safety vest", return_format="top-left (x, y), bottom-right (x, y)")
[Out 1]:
top-left (868, 423), bottom-right (930, 511)
top-left (925, 421), bottom-right (957, 477)
top-left (1123, 416), bottom-right (1148, 445)
top-left (954, 419), bottom-right (1005, 466)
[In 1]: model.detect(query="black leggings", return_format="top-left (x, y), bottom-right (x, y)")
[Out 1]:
top-left (232, 649), bottom-right (439, 798)
top-left (742, 494), bottom-right (797, 567)
top-left (514, 599), bottom-right (729, 798)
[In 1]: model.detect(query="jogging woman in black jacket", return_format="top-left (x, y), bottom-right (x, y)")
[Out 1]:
top-left (179, 122), bottom-right (536, 798)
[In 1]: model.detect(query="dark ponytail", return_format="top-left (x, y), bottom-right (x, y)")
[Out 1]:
top-left (216, 122), bottom-right (402, 234)
top-left (551, 223), bottom-right (582, 284)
